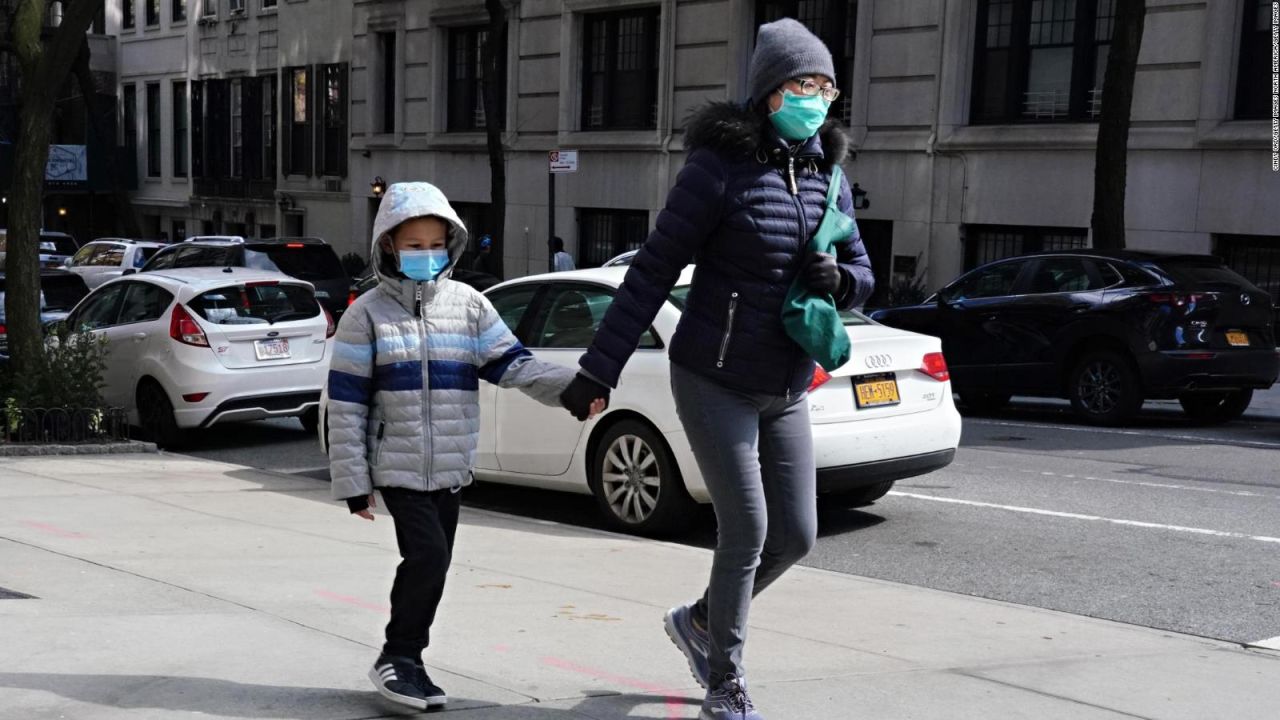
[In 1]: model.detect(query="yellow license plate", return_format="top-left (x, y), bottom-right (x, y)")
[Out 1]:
top-left (855, 379), bottom-right (901, 408)
top-left (1226, 331), bottom-right (1250, 347)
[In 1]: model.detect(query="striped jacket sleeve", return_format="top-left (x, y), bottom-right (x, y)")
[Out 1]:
top-left (327, 306), bottom-right (376, 501)
top-left (474, 295), bottom-right (576, 406)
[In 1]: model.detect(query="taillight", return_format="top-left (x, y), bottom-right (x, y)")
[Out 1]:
top-left (1147, 292), bottom-right (1215, 307)
top-left (182, 392), bottom-right (210, 403)
top-left (347, 291), bottom-right (358, 307)
top-left (323, 307), bottom-right (336, 339)
top-left (920, 352), bottom-right (950, 382)
top-left (808, 366), bottom-right (832, 392)
top-left (286, 243), bottom-right (305, 248)
top-left (169, 304), bottom-right (210, 347)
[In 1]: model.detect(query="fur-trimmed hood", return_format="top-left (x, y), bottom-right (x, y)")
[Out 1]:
top-left (684, 101), bottom-right (851, 170)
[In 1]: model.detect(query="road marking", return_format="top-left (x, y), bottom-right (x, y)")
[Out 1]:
top-left (993, 466), bottom-right (1279, 500)
top-left (18, 521), bottom-right (86, 539)
top-left (969, 419), bottom-right (1280, 450)
top-left (314, 589), bottom-right (390, 613)
top-left (889, 492), bottom-right (1280, 545)
top-left (1248, 636), bottom-right (1280, 651)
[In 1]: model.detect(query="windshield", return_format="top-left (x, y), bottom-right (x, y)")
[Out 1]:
top-left (188, 283), bottom-right (321, 325)
top-left (244, 245), bottom-right (345, 281)
top-left (39, 237), bottom-right (80, 256)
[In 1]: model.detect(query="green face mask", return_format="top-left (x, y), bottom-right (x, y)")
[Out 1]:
top-left (768, 90), bottom-right (831, 142)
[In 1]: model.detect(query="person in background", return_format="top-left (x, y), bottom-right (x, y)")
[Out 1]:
top-left (470, 234), bottom-right (498, 277)
top-left (552, 236), bottom-right (576, 272)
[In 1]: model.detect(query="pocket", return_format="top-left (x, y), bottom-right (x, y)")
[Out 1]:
top-left (716, 292), bottom-right (740, 369)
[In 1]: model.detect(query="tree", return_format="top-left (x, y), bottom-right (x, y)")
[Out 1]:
top-left (1090, 0), bottom-right (1146, 250)
top-left (3, 0), bottom-right (104, 376)
top-left (481, 0), bottom-right (510, 278)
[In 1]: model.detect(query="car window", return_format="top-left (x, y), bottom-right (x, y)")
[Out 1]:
top-left (117, 282), bottom-right (174, 325)
top-left (244, 245), bottom-right (345, 280)
top-left (488, 285), bottom-right (542, 343)
top-left (944, 261), bottom-right (1027, 301)
top-left (90, 246), bottom-right (126, 267)
top-left (175, 245), bottom-right (236, 268)
top-left (72, 244), bottom-right (98, 265)
top-left (533, 286), bottom-right (659, 349)
top-left (187, 283), bottom-right (320, 325)
top-left (40, 274), bottom-right (90, 312)
top-left (1027, 258), bottom-right (1105, 294)
top-left (1110, 261), bottom-right (1158, 286)
top-left (134, 247), bottom-right (159, 268)
top-left (68, 283), bottom-right (128, 331)
top-left (145, 246), bottom-right (178, 270)
top-left (40, 236), bottom-right (79, 256)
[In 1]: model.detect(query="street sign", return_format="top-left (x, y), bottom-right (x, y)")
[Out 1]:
top-left (549, 150), bottom-right (579, 174)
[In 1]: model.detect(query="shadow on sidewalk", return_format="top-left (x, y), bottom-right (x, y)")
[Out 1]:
top-left (0, 672), bottom-right (697, 719)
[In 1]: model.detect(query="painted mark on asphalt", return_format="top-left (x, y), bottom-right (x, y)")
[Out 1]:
top-left (987, 465), bottom-right (1280, 501)
top-left (1247, 636), bottom-right (1280, 651)
top-left (541, 656), bottom-right (686, 719)
top-left (19, 521), bottom-right (86, 539)
top-left (889, 492), bottom-right (1280, 545)
top-left (969, 418), bottom-right (1280, 450)
top-left (314, 589), bottom-right (391, 613)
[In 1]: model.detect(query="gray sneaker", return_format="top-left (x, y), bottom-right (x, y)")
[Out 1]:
top-left (700, 675), bottom-right (763, 720)
top-left (664, 602), bottom-right (711, 688)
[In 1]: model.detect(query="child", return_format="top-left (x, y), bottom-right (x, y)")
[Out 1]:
top-left (324, 181), bottom-right (602, 710)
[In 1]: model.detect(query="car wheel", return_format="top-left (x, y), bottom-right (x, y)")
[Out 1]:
top-left (138, 381), bottom-right (186, 450)
top-left (299, 407), bottom-right (320, 434)
top-left (1178, 389), bottom-right (1253, 425)
top-left (1068, 350), bottom-right (1142, 426)
top-left (590, 419), bottom-right (694, 537)
top-left (958, 391), bottom-right (1013, 415)
top-left (822, 480), bottom-right (896, 508)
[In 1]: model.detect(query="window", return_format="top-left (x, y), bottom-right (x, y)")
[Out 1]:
top-left (122, 84), bottom-right (138, 178)
top-left (173, 0), bottom-right (186, 22)
top-left (533, 286), bottom-right (660, 349)
top-left (488, 285), bottom-right (541, 342)
top-left (262, 73), bottom-right (277, 180)
top-left (1236, 0), bottom-right (1271, 119)
top-left (964, 224), bottom-right (1088, 270)
top-left (229, 0), bottom-right (244, 13)
top-left (578, 209), bottom-right (649, 267)
top-left (69, 284), bottom-right (127, 331)
top-left (582, 8), bottom-right (660, 130)
top-left (89, 246), bottom-right (126, 267)
top-left (972, 0), bottom-right (1114, 124)
top-left (376, 32), bottom-right (397, 133)
top-left (202, 0), bottom-right (215, 17)
top-left (123, 0), bottom-right (135, 29)
top-left (118, 283), bottom-right (173, 325)
top-left (756, 0), bottom-right (857, 123)
top-left (134, 247), bottom-right (160, 268)
top-left (1026, 257), bottom-right (1109, 293)
top-left (146, 84), bottom-right (161, 177)
top-left (320, 63), bottom-right (348, 177)
top-left (189, 283), bottom-right (319, 325)
top-left (172, 219), bottom-right (187, 242)
top-left (1217, 235), bottom-right (1280, 302)
top-left (448, 26), bottom-right (507, 131)
top-left (262, 0), bottom-right (277, 8)
top-left (230, 79), bottom-right (242, 178)
top-left (283, 67), bottom-right (311, 175)
top-left (944, 260), bottom-right (1030, 301)
top-left (145, 0), bottom-right (159, 25)
top-left (173, 81), bottom-right (188, 177)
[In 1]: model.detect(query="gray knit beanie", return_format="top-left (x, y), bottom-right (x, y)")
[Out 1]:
top-left (747, 18), bottom-right (836, 105)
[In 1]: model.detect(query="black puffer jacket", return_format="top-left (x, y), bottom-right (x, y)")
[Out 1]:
top-left (579, 102), bottom-right (875, 398)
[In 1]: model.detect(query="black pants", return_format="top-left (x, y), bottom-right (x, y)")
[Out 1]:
top-left (379, 486), bottom-right (462, 661)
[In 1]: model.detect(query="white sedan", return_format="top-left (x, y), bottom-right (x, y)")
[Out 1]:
top-left (475, 266), bottom-right (962, 535)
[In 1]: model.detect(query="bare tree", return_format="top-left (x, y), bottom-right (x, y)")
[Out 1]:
top-left (3, 0), bottom-right (103, 375)
top-left (1091, 0), bottom-right (1146, 250)
top-left (481, 0), bottom-right (509, 278)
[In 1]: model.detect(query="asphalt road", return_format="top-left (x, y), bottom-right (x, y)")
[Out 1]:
top-left (184, 397), bottom-right (1280, 647)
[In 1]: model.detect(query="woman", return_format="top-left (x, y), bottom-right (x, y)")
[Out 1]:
top-left (558, 18), bottom-right (874, 720)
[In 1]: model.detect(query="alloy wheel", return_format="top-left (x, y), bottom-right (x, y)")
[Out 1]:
top-left (600, 434), bottom-right (662, 525)
top-left (1077, 361), bottom-right (1122, 415)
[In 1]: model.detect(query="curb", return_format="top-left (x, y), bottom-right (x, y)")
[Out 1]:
top-left (0, 440), bottom-right (159, 457)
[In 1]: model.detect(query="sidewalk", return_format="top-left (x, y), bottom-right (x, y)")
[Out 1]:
top-left (1, 454), bottom-right (1276, 720)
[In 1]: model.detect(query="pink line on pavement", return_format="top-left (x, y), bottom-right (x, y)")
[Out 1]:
top-left (492, 644), bottom-right (512, 653)
top-left (541, 655), bottom-right (686, 719)
top-left (315, 589), bottom-right (391, 614)
top-left (19, 521), bottom-right (85, 539)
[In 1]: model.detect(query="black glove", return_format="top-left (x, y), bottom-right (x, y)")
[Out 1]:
top-left (560, 372), bottom-right (611, 421)
top-left (345, 495), bottom-right (370, 514)
top-left (803, 252), bottom-right (845, 296)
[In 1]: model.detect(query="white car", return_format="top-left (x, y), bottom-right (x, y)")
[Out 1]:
top-left (65, 239), bottom-right (167, 289)
top-left (63, 267), bottom-right (334, 448)
top-left (472, 266), bottom-right (963, 535)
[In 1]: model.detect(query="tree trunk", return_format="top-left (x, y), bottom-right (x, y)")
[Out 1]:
top-left (1091, 0), bottom-right (1146, 251)
top-left (4, 0), bottom-right (105, 378)
top-left (482, 0), bottom-right (509, 279)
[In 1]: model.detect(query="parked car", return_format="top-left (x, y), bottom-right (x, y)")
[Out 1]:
top-left (346, 266), bottom-right (501, 307)
top-left (0, 230), bottom-right (81, 270)
top-left (871, 250), bottom-right (1279, 425)
top-left (140, 237), bottom-right (349, 319)
top-left (59, 267), bottom-right (334, 447)
top-left (324, 266), bottom-right (962, 535)
top-left (0, 270), bottom-right (90, 354)
top-left (65, 239), bottom-right (167, 289)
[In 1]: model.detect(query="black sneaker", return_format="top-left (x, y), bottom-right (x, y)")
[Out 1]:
top-left (368, 653), bottom-right (447, 709)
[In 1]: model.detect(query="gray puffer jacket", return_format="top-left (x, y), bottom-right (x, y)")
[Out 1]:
top-left (325, 182), bottom-right (574, 501)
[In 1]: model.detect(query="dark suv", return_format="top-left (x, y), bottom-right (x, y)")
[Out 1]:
top-left (139, 237), bottom-right (349, 318)
top-left (871, 250), bottom-right (1278, 425)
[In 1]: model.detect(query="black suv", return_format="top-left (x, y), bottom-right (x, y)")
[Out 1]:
top-left (139, 237), bottom-right (349, 318)
top-left (871, 250), bottom-right (1278, 425)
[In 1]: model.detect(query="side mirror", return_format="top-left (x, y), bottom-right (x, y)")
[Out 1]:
top-left (62, 258), bottom-right (72, 268)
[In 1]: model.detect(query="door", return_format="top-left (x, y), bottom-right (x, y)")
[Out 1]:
top-left (936, 259), bottom-right (1031, 388)
top-left (1005, 257), bottom-right (1113, 390)
top-left (103, 282), bottom-right (175, 408)
top-left (477, 282), bottom-right (546, 471)
top-left (65, 283), bottom-right (130, 408)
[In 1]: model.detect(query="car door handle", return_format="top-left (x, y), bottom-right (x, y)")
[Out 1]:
top-left (132, 332), bottom-right (148, 342)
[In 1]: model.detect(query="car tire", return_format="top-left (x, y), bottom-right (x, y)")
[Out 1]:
top-left (1178, 389), bottom-right (1253, 425)
top-left (1068, 350), bottom-right (1143, 426)
top-left (138, 381), bottom-right (186, 450)
top-left (299, 407), bottom-right (320, 434)
top-left (589, 419), bottom-right (694, 537)
top-left (822, 480), bottom-right (896, 508)
top-left (957, 391), bottom-right (1013, 415)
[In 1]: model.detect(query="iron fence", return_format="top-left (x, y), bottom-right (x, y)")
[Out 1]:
top-left (1, 407), bottom-right (130, 445)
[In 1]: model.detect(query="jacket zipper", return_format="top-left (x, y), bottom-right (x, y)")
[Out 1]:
top-left (717, 292), bottom-right (739, 368)
top-left (786, 145), bottom-right (809, 400)
top-left (372, 421), bottom-right (386, 466)
top-left (416, 282), bottom-right (433, 483)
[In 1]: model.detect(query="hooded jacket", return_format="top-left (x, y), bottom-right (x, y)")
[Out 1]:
top-left (326, 182), bottom-right (574, 501)
top-left (579, 102), bottom-right (875, 397)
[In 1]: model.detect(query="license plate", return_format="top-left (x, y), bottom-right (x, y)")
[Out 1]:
top-left (254, 338), bottom-right (291, 360)
top-left (854, 375), bottom-right (901, 408)
top-left (1226, 331), bottom-right (1250, 347)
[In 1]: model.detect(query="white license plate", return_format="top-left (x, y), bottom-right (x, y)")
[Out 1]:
top-left (254, 338), bottom-right (291, 360)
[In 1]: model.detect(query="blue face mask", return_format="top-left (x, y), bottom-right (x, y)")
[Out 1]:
top-left (768, 90), bottom-right (831, 142)
top-left (399, 249), bottom-right (450, 281)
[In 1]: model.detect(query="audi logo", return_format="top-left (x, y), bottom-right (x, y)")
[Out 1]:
top-left (864, 354), bottom-right (894, 369)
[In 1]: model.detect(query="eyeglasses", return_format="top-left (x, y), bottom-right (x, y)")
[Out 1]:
top-left (786, 77), bottom-right (841, 103)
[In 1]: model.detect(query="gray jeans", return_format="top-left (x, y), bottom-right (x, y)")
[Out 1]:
top-left (670, 363), bottom-right (818, 683)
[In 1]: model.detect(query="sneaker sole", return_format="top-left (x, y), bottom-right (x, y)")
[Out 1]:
top-left (663, 608), bottom-right (709, 689)
top-left (367, 666), bottom-right (448, 709)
